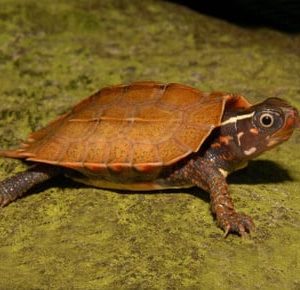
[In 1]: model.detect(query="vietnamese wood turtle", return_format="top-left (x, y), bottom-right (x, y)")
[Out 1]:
top-left (0, 81), bottom-right (299, 236)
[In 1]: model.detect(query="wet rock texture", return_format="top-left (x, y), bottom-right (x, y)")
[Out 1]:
top-left (0, 0), bottom-right (299, 289)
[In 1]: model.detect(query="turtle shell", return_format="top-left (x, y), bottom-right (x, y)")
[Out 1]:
top-left (0, 81), bottom-right (251, 175)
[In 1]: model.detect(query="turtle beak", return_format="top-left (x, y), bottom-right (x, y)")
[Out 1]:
top-left (269, 107), bottom-right (299, 145)
top-left (282, 107), bottom-right (300, 136)
top-left (285, 107), bottom-right (300, 129)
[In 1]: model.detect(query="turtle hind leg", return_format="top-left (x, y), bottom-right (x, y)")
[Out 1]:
top-left (0, 164), bottom-right (61, 207)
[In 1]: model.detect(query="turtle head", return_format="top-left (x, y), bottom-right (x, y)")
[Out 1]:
top-left (232, 97), bottom-right (299, 158)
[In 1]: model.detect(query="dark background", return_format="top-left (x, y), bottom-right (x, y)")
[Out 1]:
top-left (169, 0), bottom-right (300, 32)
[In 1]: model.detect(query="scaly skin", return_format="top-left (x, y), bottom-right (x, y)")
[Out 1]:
top-left (0, 165), bottom-right (59, 207)
top-left (166, 157), bottom-right (254, 236)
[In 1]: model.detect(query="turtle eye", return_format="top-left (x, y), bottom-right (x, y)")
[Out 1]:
top-left (259, 113), bottom-right (274, 128)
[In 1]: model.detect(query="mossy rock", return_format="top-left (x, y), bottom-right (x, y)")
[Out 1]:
top-left (0, 0), bottom-right (299, 289)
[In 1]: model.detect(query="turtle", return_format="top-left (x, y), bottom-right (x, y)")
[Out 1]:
top-left (0, 81), bottom-right (299, 236)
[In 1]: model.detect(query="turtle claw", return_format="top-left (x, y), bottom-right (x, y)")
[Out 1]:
top-left (218, 212), bottom-right (255, 237)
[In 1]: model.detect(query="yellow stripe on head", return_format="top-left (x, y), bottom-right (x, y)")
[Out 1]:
top-left (221, 112), bottom-right (255, 126)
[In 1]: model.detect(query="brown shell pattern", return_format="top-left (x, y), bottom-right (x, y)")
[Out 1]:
top-left (0, 81), bottom-right (251, 173)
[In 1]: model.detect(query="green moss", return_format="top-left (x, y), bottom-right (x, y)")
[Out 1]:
top-left (0, 0), bottom-right (300, 289)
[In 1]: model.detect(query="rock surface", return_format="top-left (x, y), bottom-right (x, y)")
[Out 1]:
top-left (0, 0), bottom-right (299, 289)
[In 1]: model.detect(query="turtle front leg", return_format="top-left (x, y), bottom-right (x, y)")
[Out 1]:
top-left (0, 165), bottom-right (60, 207)
top-left (167, 158), bottom-right (255, 237)
top-left (201, 163), bottom-right (255, 237)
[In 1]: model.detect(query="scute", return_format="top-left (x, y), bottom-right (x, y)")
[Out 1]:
top-left (59, 142), bottom-right (87, 164)
top-left (125, 105), bottom-right (181, 143)
top-left (107, 138), bottom-right (133, 165)
top-left (132, 143), bottom-right (160, 164)
top-left (92, 85), bottom-right (124, 108)
top-left (0, 81), bottom-right (251, 176)
top-left (82, 140), bottom-right (109, 169)
top-left (157, 138), bottom-right (189, 164)
top-left (175, 125), bottom-right (212, 151)
top-left (122, 81), bottom-right (165, 104)
top-left (92, 106), bottom-right (130, 140)
top-left (158, 83), bottom-right (204, 108)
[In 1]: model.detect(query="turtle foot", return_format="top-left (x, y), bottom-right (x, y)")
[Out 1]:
top-left (217, 211), bottom-right (255, 237)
